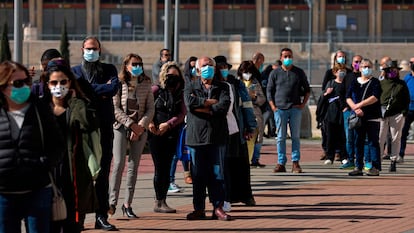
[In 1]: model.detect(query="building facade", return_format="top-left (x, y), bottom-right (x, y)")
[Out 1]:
top-left (1, 0), bottom-right (414, 42)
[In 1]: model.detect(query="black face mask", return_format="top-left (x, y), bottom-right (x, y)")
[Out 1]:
top-left (411, 63), bottom-right (414, 72)
top-left (165, 75), bottom-right (180, 89)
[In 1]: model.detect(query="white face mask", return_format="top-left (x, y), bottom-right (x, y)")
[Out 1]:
top-left (242, 72), bottom-right (252, 81)
top-left (50, 85), bottom-right (69, 98)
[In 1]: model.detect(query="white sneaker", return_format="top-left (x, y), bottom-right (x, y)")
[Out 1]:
top-left (342, 159), bottom-right (348, 165)
top-left (223, 201), bottom-right (231, 212)
top-left (168, 183), bottom-right (182, 193)
top-left (324, 159), bottom-right (333, 165)
top-left (396, 155), bottom-right (404, 163)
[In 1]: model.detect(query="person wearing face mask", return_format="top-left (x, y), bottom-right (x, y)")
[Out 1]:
top-left (267, 48), bottom-right (310, 173)
top-left (378, 60), bottom-right (409, 172)
top-left (399, 57), bottom-right (414, 163)
top-left (237, 61), bottom-right (266, 168)
top-left (339, 54), bottom-right (364, 169)
top-left (346, 58), bottom-right (382, 176)
top-left (0, 61), bottom-right (64, 233)
top-left (149, 62), bottom-right (186, 214)
top-left (152, 48), bottom-right (172, 85)
top-left (183, 56), bottom-right (198, 83)
top-left (72, 36), bottom-right (119, 231)
top-left (214, 55), bottom-right (257, 212)
top-left (108, 53), bottom-right (154, 219)
top-left (184, 56), bottom-right (231, 221)
top-left (318, 64), bottom-right (347, 165)
top-left (44, 59), bottom-right (100, 233)
top-left (320, 50), bottom-right (353, 163)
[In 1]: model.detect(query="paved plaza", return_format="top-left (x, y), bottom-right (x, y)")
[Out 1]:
top-left (82, 138), bottom-right (414, 233)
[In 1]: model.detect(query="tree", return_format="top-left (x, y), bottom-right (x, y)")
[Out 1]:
top-left (0, 22), bottom-right (12, 62)
top-left (59, 18), bottom-right (70, 65)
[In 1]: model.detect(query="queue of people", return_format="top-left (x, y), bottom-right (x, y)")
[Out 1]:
top-left (1, 41), bottom-right (413, 232)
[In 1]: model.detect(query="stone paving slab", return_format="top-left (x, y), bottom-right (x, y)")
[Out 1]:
top-left (82, 138), bottom-right (414, 232)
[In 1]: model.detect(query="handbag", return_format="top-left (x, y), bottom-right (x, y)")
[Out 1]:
top-left (35, 106), bottom-right (67, 221)
top-left (49, 173), bottom-right (68, 221)
top-left (348, 79), bottom-right (372, 130)
top-left (348, 113), bottom-right (361, 129)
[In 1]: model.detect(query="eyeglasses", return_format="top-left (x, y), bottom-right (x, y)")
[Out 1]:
top-left (131, 62), bottom-right (143, 67)
top-left (48, 79), bottom-right (69, 86)
top-left (162, 53), bottom-right (171, 57)
top-left (9, 77), bottom-right (32, 88)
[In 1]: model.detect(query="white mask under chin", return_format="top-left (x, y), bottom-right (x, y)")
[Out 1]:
top-left (50, 86), bottom-right (69, 98)
top-left (242, 73), bottom-right (252, 81)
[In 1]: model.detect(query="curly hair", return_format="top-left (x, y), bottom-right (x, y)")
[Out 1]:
top-left (158, 61), bottom-right (184, 89)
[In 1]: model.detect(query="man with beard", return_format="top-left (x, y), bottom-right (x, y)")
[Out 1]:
top-left (72, 36), bottom-right (119, 231)
top-left (152, 49), bottom-right (172, 85)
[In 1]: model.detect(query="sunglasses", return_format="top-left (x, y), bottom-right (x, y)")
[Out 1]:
top-left (9, 77), bottom-right (32, 88)
top-left (131, 62), bottom-right (143, 67)
top-left (48, 79), bottom-right (69, 86)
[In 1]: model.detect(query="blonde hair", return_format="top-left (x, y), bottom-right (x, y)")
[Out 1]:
top-left (158, 61), bottom-right (183, 89)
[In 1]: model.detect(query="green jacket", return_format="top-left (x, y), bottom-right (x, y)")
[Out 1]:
top-left (380, 78), bottom-right (410, 117)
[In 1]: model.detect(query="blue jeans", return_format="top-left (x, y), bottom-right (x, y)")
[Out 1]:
top-left (169, 155), bottom-right (189, 183)
top-left (0, 186), bottom-right (52, 233)
top-left (343, 110), bottom-right (356, 161)
top-left (189, 144), bottom-right (225, 211)
top-left (274, 108), bottom-right (302, 165)
top-left (355, 120), bottom-right (381, 170)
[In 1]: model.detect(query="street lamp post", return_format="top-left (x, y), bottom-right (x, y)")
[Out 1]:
top-left (283, 11), bottom-right (295, 46)
top-left (305, 0), bottom-right (313, 83)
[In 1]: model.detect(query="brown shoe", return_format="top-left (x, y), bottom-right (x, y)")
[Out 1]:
top-left (184, 171), bottom-right (193, 184)
top-left (213, 207), bottom-right (231, 221)
top-left (320, 152), bottom-right (327, 160)
top-left (334, 153), bottom-right (341, 161)
top-left (292, 161), bottom-right (302, 173)
top-left (273, 164), bottom-right (286, 173)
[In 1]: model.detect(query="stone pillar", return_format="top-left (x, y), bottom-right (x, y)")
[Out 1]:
top-left (260, 27), bottom-right (273, 43)
top-left (86, 0), bottom-right (93, 35)
top-left (301, 104), bottom-right (312, 138)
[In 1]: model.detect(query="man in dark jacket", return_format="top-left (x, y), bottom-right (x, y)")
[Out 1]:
top-left (72, 36), bottom-right (119, 231)
top-left (184, 56), bottom-right (231, 221)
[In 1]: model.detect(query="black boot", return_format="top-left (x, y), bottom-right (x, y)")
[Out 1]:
top-left (95, 216), bottom-right (117, 231)
top-left (389, 161), bottom-right (396, 172)
top-left (122, 205), bottom-right (138, 218)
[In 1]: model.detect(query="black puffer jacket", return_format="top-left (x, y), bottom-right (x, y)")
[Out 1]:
top-left (0, 96), bottom-right (65, 193)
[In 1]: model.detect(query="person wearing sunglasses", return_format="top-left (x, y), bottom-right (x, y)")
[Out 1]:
top-left (108, 53), bottom-right (154, 219)
top-left (44, 59), bottom-right (101, 233)
top-left (149, 61), bottom-right (186, 214)
top-left (0, 61), bottom-right (65, 233)
top-left (72, 36), bottom-right (119, 231)
top-left (346, 58), bottom-right (382, 176)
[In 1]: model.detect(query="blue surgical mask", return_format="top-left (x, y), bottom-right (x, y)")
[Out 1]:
top-left (200, 65), bottom-right (215, 80)
top-left (336, 57), bottom-right (346, 64)
top-left (191, 67), bottom-right (197, 77)
top-left (283, 58), bottom-right (293, 67)
top-left (130, 66), bottom-right (143, 77)
top-left (259, 63), bottom-right (264, 73)
top-left (83, 49), bottom-right (100, 62)
top-left (220, 69), bottom-right (229, 79)
top-left (10, 85), bottom-right (31, 104)
top-left (338, 71), bottom-right (346, 79)
top-left (361, 67), bottom-right (373, 77)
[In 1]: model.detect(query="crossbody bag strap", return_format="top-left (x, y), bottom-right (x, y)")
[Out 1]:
top-left (361, 79), bottom-right (372, 100)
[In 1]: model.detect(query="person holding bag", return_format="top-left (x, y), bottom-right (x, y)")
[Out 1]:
top-left (346, 58), bottom-right (382, 176)
top-left (0, 61), bottom-right (65, 233)
top-left (44, 59), bottom-right (100, 233)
